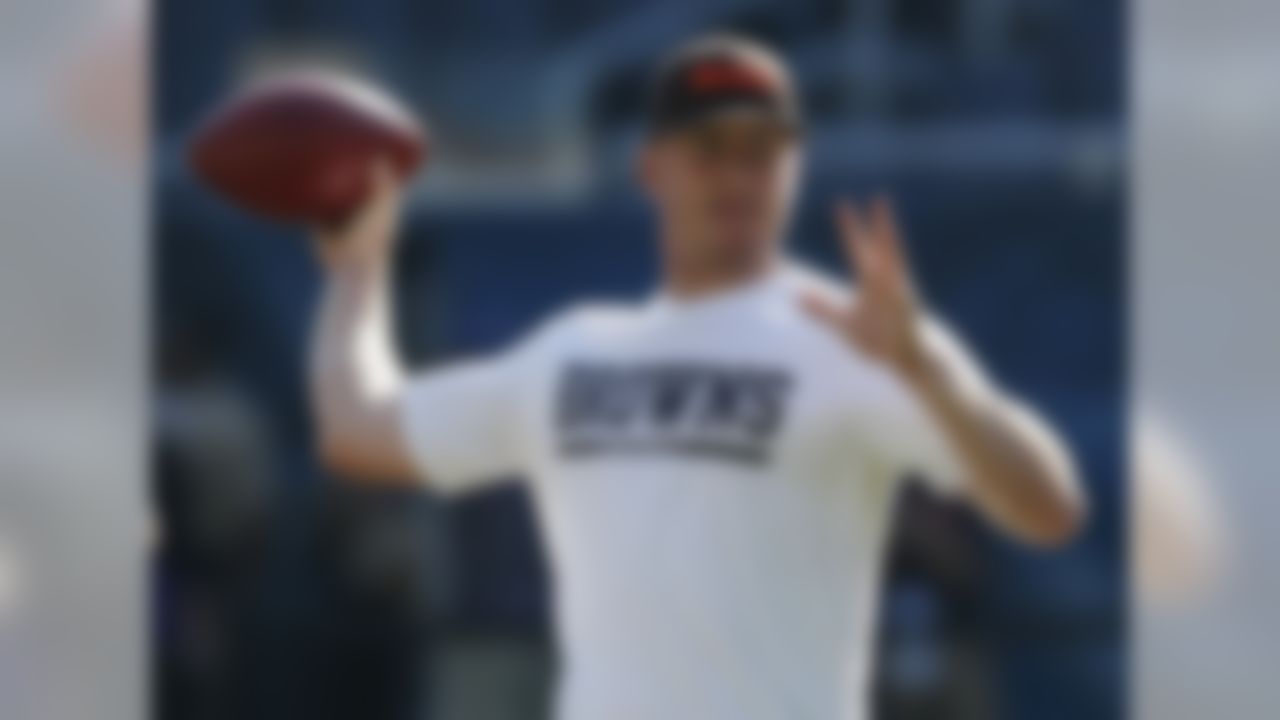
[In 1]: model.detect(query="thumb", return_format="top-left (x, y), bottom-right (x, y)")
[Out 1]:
top-left (799, 291), bottom-right (846, 329)
top-left (313, 158), bottom-right (401, 241)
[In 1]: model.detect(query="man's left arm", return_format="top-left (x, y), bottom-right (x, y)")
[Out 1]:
top-left (804, 197), bottom-right (1086, 547)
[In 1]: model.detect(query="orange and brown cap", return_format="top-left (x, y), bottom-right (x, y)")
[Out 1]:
top-left (646, 34), bottom-right (802, 136)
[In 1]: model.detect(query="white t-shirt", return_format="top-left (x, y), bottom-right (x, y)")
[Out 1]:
top-left (401, 261), bottom-right (962, 720)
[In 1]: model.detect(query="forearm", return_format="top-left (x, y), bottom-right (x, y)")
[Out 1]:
top-left (308, 256), bottom-right (416, 481)
top-left (902, 325), bottom-right (1086, 546)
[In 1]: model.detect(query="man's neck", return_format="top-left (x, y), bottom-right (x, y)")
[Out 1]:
top-left (663, 250), bottom-right (780, 301)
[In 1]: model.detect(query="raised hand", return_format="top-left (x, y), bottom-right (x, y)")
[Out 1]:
top-left (802, 195), bottom-right (927, 379)
top-left (312, 160), bottom-right (404, 271)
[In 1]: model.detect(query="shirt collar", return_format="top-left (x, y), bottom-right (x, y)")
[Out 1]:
top-left (648, 261), bottom-right (792, 317)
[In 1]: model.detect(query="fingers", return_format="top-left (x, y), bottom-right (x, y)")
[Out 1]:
top-left (834, 194), bottom-right (911, 288)
top-left (310, 158), bottom-right (404, 268)
top-left (351, 158), bottom-right (401, 226)
top-left (800, 290), bottom-right (882, 356)
top-left (834, 200), bottom-right (871, 278)
top-left (366, 157), bottom-right (401, 207)
top-left (868, 194), bottom-right (907, 275)
top-left (314, 158), bottom-right (400, 240)
top-left (798, 290), bottom-right (846, 328)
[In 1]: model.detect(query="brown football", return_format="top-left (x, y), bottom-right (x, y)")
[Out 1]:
top-left (188, 70), bottom-right (426, 224)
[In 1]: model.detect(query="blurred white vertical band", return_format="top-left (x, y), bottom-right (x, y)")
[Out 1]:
top-left (1135, 0), bottom-right (1280, 718)
top-left (0, 0), bottom-right (145, 718)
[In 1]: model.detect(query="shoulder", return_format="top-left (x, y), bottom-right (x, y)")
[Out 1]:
top-left (781, 260), bottom-right (853, 299)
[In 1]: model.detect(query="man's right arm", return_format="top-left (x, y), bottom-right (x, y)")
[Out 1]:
top-left (308, 163), bottom-right (420, 483)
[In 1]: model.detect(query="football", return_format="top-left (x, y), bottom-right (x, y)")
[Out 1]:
top-left (188, 70), bottom-right (426, 224)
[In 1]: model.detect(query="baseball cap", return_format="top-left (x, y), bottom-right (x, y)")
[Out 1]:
top-left (645, 34), bottom-right (802, 136)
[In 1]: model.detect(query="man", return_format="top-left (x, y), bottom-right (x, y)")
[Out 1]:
top-left (308, 34), bottom-right (1085, 720)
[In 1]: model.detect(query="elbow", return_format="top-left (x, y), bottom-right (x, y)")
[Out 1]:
top-left (317, 433), bottom-right (376, 482)
top-left (1017, 428), bottom-right (1089, 548)
top-left (318, 435), bottom-right (357, 478)
top-left (1022, 471), bottom-right (1089, 549)
top-left (1026, 496), bottom-right (1087, 548)
top-left (313, 395), bottom-right (416, 484)
top-left (316, 425), bottom-right (417, 486)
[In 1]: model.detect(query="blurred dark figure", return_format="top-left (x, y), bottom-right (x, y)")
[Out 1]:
top-left (153, 331), bottom-right (271, 720)
top-left (306, 485), bottom-right (438, 720)
top-left (153, 330), bottom-right (444, 720)
top-left (875, 485), bottom-right (993, 720)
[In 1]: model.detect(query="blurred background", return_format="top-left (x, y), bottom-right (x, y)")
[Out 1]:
top-left (152, 2), bottom-right (1124, 719)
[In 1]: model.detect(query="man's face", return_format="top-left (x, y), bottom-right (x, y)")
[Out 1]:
top-left (642, 115), bottom-right (801, 268)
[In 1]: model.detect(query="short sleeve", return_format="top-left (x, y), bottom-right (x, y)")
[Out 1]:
top-left (856, 319), bottom-right (983, 496)
top-left (399, 355), bottom-right (529, 494)
top-left (398, 312), bottom-right (570, 495)
top-left (863, 369), bottom-right (962, 495)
